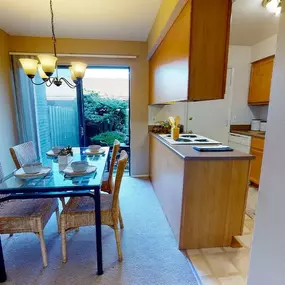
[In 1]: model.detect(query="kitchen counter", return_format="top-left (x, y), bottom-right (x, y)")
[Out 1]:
top-left (149, 132), bottom-right (254, 249)
top-left (150, 132), bottom-right (254, 161)
top-left (231, 130), bottom-right (265, 139)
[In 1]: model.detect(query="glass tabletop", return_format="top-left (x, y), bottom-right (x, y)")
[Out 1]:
top-left (0, 147), bottom-right (110, 194)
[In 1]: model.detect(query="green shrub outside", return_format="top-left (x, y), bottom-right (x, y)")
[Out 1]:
top-left (91, 131), bottom-right (126, 146)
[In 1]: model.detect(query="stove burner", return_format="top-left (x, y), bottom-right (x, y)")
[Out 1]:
top-left (194, 139), bottom-right (208, 142)
top-left (181, 134), bottom-right (197, 138)
top-left (176, 138), bottom-right (192, 142)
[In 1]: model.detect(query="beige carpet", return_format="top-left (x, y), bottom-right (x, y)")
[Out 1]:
top-left (2, 178), bottom-right (198, 285)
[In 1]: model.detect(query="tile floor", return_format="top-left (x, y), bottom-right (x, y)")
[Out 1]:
top-left (187, 187), bottom-right (258, 285)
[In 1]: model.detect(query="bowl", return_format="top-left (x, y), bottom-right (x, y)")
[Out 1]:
top-left (71, 161), bottom-right (89, 173)
top-left (22, 162), bottom-right (43, 174)
top-left (88, 145), bottom-right (101, 152)
top-left (52, 146), bottom-right (65, 155)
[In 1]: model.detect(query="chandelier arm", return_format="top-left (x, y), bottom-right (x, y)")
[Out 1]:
top-left (59, 77), bottom-right (77, 89)
top-left (30, 78), bottom-right (48, 86)
top-left (50, 0), bottom-right (57, 57)
top-left (45, 77), bottom-right (55, 87)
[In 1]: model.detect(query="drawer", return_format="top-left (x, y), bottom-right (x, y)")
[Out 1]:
top-left (229, 133), bottom-right (251, 146)
top-left (251, 137), bottom-right (265, 150)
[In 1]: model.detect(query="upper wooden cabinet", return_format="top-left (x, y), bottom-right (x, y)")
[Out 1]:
top-left (149, 0), bottom-right (232, 105)
top-left (248, 56), bottom-right (274, 105)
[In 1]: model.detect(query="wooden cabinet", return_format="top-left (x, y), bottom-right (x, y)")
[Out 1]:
top-left (250, 137), bottom-right (265, 186)
top-left (248, 56), bottom-right (274, 105)
top-left (150, 134), bottom-right (251, 249)
top-left (149, 0), bottom-right (232, 105)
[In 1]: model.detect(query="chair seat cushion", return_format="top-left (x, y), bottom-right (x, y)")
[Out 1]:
top-left (0, 198), bottom-right (57, 217)
top-left (0, 198), bottom-right (58, 233)
top-left (63, 194), bottom-right (113, 214)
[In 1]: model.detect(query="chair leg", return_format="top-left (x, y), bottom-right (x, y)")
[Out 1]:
top-left (119, 209), bottom-right (124, 229)
top-left (55, 207), bottom-right (60, 234)
top-left (59, 197), bottom-right (65, 208)
top-left (114, 225), bottom-right (123, 262)
top-left (61, 218), bottom-right (67, 263)
top-left (38, 227), bottom-right (48, 267)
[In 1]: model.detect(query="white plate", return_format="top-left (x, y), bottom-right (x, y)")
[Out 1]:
top-left (14, 167), bottom-right (51, 179)
top-left (85, 148), bottom-right (105, 155)
top-left (46, 150), bottom-right (58, 157)
top-left (63, 166), bottom-right (97, 177)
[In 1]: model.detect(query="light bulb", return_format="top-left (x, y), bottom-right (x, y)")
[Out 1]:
top-left (266, 0), bottom-right (279, 13)
top-left (19, 58), bottom-right (38, 78)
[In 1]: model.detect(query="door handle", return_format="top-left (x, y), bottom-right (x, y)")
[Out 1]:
top-left (80, 126), bottom-right (84, 137)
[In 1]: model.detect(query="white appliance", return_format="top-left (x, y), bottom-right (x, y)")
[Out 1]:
top-left (260, 121), bottom-right (267, 132)
top-left (159, 134), bottom-right (221, 145)
top-left (228, 133), bottom-right (251, 153)
top-left (251, 119), bottom-right (261, 131)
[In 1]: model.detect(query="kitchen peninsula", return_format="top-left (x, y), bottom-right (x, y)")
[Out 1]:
top-left (149, 133), bottom-right (254, 249)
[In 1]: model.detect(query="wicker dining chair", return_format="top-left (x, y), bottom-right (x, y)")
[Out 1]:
top-left (0, 161), bottom-right (59, 267)
top-left (60, 150), bottom-right (128, 263)
top-left (10, 141), bottom-right (66, 207)
top-left (101, 139), bottom-right (120, 194)
top-left (100, 139), bottom-right (124, 229)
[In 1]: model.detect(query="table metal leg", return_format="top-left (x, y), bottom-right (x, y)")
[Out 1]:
top-left (0, 236), bottom-right (7, 283)
top-left (93, 189), bottom-right (103, 275)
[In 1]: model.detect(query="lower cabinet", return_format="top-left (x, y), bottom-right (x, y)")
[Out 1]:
top-left (249, 137), bottom-right (265, 186)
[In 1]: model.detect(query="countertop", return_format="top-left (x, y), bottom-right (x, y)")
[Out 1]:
top-left (230, 130), bottom-right (265, 139)
top-left (150, 132), bottom-right (254, 161)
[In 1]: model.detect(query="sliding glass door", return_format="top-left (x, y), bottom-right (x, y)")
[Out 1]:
top-left (33, 68), bottom-right (80, 161)
top-left (81, 67), bottom-right (130, 173)
top-left (20, 63), bottom-right (130, 174)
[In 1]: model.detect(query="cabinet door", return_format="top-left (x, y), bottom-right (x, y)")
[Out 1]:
top-left (248, 64), bottom-right (261, 104)
top-left (249, 147), bottom-right (263, 185)
top-left (248, 57), bottom-right (274, 105)
top-left (149, 2), bottom-right (190, 104)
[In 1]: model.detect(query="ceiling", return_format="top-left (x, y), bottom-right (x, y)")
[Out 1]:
top-left (230, 0), bottom-right (280, 46)
top-left (0, 0), bottom-right (162, 41)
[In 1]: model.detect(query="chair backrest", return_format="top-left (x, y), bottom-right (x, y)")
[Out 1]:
top-left (108, 139), bottom-right (120, 185)
top-left (112, 150), bottom-right (128, 214)
top-left (10, 141), bottom-right (37, 169)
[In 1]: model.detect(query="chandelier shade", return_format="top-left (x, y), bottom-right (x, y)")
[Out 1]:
top-left (19, 0), bottom-right (87, 88)
top-left (19, 58), bottom-right (39, 78)
top-left (71, 62), bottom-right (88, 79)
top-left (38, 64), bottom-right (49, 79)
top-left (37, 55), bottom-right (58, 76)
top-left (69, 67), bottom-right (76, 81)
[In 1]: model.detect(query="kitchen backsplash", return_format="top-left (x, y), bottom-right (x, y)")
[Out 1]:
top-left (250, 105), bottom-right (269, 121)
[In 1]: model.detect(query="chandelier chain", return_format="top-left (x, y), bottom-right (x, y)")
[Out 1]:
top-left (50, 0), bottom-right (57, 57)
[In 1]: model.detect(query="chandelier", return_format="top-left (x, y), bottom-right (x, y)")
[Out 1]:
top-left (262, 0), bottom-right (282, 15)
top-left (19, 0), bottom-right (87, 88)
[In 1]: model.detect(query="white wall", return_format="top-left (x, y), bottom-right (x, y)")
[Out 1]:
top-left (251, 34), bottom-right (278, 62)
top-left (228, 45), bottom-right (253, 124)
top-left (0, 30), bottom-right (17, 175)
top-left (248, 8), bottom-right (285, 285)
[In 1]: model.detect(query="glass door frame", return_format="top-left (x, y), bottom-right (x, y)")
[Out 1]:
top-left (58, 65), bottom-right (131, 174)
top-left (81, 65), bottom-right (131, 174)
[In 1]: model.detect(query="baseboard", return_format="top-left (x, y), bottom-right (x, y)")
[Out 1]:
top-left (131, 174), bottom-right (150, 178)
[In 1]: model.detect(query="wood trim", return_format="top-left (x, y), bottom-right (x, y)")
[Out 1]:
top-left (251, 55), bottom-right (275, 64)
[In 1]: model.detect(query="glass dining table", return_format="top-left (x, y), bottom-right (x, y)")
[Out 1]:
top-left (0, 147), bottom-right (110, 283)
